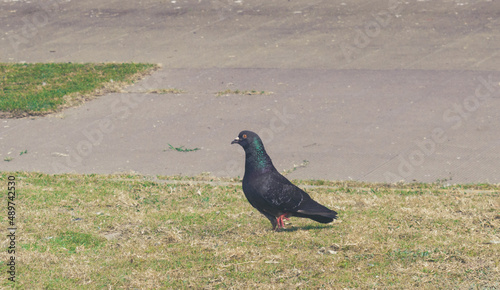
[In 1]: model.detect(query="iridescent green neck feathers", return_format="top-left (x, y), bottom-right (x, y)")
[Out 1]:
top-left (245, 138), bottom-right (273, 171)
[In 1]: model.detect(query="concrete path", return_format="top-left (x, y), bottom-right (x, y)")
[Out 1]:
top-left (1, 0), bottom-right (499, 183)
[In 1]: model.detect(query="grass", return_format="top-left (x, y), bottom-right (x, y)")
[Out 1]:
top-left (165, 144), bottom-right (201, 152)
top-left (215, 89), bottom-right (273, 97)
top-left (0, 63), bottom-right (158, 118)
top-left (0, 172), bottom-right (498, 288)
top-left (147, 88), bottom-right (185, 94)
top-left (282, 160), bottom-right (310, 176)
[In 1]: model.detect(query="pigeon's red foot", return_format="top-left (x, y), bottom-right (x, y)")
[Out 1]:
top-left (276, 213), bottom-right (290, 230)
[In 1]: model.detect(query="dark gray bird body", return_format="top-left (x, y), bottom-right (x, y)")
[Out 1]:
top-left (232, 130), bottom-right (338, 230)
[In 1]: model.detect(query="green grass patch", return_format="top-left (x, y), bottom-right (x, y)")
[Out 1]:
top-left (215, 89), bottom-right (273, 97)
top-left (147, 88), bottom-right (185, 94)
top-left (0, 172), bottom-right (498, 288)
top-left (0, 62), bottom-right (158, 117)
top-left (165, 144), bottom-right (201, 152)
top-left (48, 231), bottom-right (106, 254)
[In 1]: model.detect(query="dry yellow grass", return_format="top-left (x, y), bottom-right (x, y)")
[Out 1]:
top-left (0, 172), bottom-right (498, 288)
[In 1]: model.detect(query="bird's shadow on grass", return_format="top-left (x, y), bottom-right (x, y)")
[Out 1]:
top-left (278, 224), bottom-right (334, 232)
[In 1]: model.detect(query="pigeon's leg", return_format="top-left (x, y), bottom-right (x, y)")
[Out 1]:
top-left (275, 213), bottom-right (290, 230)
top-left (260, 211), bottom-right (278, 230)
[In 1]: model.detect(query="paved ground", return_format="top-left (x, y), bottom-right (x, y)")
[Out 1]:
top-left (1, 0), bottom-right (499, 183)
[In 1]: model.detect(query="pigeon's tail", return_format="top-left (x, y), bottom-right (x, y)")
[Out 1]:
top-left (294, 199), bottom-right (338, 224)
top-left (295, 211), bottom-right (338, 223)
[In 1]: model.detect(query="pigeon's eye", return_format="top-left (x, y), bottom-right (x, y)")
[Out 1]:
top-left (242, 134), bottom-right (247, 139)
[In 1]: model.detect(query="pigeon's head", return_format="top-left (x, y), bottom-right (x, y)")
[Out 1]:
top-left (231, 130), bottom-right (262, 150)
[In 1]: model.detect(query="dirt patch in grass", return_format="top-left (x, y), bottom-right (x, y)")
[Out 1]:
top-left (0, 172), bottom-right (498, 288)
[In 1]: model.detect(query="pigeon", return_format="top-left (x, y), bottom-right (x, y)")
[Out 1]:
top-left (231, 130), bottom-right (338, 230)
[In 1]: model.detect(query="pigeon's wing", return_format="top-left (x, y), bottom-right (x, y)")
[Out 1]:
top-left (252, 170), bottom-right (338, 222)
top-left (257, 170), bottom-right (311, 212)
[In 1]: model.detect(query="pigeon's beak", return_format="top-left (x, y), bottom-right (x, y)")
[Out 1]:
top-left (231, 136), bottom-right (240, 144)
